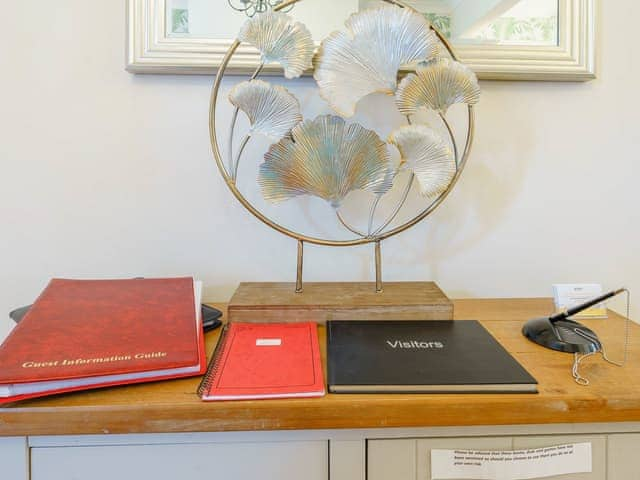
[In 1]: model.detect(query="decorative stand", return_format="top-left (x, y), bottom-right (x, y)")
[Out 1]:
top-left (228, 281), bottom-right (453, 324)
top-left (209, 1), bottom-right (479, 320)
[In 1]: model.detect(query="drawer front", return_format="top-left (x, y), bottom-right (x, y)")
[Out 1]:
top-left (31, 440), bottom-right (328, 480)
top-left (512, 435), bottom-right (605, 480)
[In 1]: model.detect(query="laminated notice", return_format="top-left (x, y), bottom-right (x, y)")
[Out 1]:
top-left (431, 443), bottom-right (591, 480)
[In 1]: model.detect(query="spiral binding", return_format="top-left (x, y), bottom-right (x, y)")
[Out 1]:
top-left (197, 323), bottom-right (232, 397)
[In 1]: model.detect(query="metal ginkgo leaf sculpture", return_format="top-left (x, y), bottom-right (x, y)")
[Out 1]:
top-left (228, 80), bottom-right (302, 178)
top-left (314, 4), bottom-right (440, 117)
top-left (389, 125), bottom-right (455, 198)
top-left (396, 58), bottom-right (481, 116)
top-left (258, 115), bottom-right (392, 208)
top-left (210, 0), bottom-right (479, 293)
top-left (229, 80), bottom-right (301, 138)
top-left (238, 10), bottom-right (314, 79)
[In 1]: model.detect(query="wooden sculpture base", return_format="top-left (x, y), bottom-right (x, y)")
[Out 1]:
top-left (227, 282), bottom-right (453, 324)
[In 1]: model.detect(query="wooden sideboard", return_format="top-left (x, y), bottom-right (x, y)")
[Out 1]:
top-left (1, 298), bottom-right (639, 480)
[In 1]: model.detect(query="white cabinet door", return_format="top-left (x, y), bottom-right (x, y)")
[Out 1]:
top-left (608, 434), bottom-right (640, 480)
top-left (512, 435), bottom-right (605, 480)
top-left (31, 440), bottom-right (328, 480)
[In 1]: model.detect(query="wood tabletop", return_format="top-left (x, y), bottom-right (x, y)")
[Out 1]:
top-left (1, 298), bottom-right (639, 437)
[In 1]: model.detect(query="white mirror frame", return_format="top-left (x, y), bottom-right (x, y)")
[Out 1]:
top-left (126, 0), bottom-right (595, 81)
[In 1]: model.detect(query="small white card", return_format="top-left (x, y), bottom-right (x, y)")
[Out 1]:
top-left (553, 283), bottom-right (607, 318)
top-left (256, 338), bottom-right (282, 346)
top-left (431, 443), bottom-right (592, 480)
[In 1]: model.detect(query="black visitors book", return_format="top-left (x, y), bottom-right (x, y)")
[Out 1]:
top-left (327, 320), bottom-right (537, 393)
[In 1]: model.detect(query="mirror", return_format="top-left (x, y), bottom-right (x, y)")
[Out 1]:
top-left (126, 0), bottom-right (595, 81)
top-left (166, 0), bottom-right (559, 46)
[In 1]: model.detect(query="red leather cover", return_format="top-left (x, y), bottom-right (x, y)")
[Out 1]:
top-left (199, 322), bottom-right (324, 400)
top-left (0, 277), bottom-right (206, 403)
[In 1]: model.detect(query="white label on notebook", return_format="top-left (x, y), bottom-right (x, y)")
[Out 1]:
top-left (431, 443), bottom-right (591, 480)
top-left (256, 338), bottom-right (282, 346)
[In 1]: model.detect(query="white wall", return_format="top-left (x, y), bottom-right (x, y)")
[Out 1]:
top-left (1, 1), bottom-right (638, 341)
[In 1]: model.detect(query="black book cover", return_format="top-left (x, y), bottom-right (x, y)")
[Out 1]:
top-left (327, 320), bottom-right (537, 393)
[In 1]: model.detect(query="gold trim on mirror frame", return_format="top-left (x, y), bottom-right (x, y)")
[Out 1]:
top-left (126, 0), bottom-right (596, 81)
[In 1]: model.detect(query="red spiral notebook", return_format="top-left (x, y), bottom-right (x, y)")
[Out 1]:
top-left (198, 322), bottom-right (325, 401)
top-left (0, 277), bottom-right (206, 404)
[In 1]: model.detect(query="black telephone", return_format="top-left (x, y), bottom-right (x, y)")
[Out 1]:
top-left (522, 288), bottom-right (625, 353)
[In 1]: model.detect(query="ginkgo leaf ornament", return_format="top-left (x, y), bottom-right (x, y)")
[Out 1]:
top-left (259, 115), bottom-right (393, 208)
top-left (388, 124), bottom-right (455, 198)
top-left (314, 4), bottom-right (439, 117)
top-left (238, 11), bottom-right (314, 79)
top-left (396, 57), bottom-right (480, 116)
top-left (228, 80), bottom-right (302, 139)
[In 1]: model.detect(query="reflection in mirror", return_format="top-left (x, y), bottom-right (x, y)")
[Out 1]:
top-left (166, 0), bottom-right (359, 41)
top-left (166, 0), bottom-right (558, 47)
top-left (362, 0), bottom-right (559, 46)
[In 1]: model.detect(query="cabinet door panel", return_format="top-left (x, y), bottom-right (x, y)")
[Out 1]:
top-left (416, 436), bottom-right (513, 480)
top-left (512, 435), bottom-right (605, 480)
top-left (0, 437), bottom-right (28, 480)
top-left (369, 439), bottom-right (416, 480)
top-left (31, 441), bottom-right (327, 480)
top-left (369, 436), bottom-right (512, 480)
top-left (331, 439), bottom-right (365, 480)
top-left (608, 434), bottom-right (640, 480)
